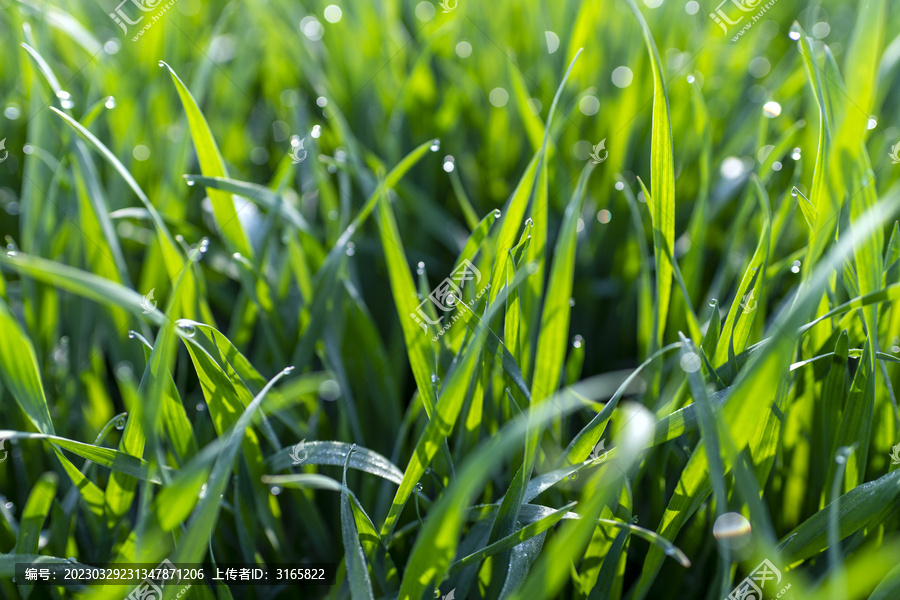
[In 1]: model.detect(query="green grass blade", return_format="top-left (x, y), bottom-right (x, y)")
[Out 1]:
top-left (159, 62), bottom-right (253, 258)
top-left (172, 367), bottom-right (295, 564)
top-left (624, 0), bottom-right (675, 350)
top-left (341, 447), bottom-right (375, 600)
top-left (14, 472), bottom-right (57, 554)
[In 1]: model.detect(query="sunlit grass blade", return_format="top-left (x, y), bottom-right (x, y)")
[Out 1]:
top-left (159, 62), bottom-right (253, 258)
top-left (624, 0), bottom-right (675, 351)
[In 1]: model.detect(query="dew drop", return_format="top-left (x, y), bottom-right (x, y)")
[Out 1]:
top-left (442, 156), bottom-right (455, 173)
top-left (789, 25), bottom-right (801, 40)
top-left (493, 209), bottom-right (502, 218)
top-left (431, 373), bottom-right (440, 384)
top-left (318, 379), bottom-right (341, 401)
top-left (791, 147), bottom-right (801, 160)
top-left (158, 60), bottom-right (167, 67)
top-left (686, 74), bottom-right (695, 84)
top-left (345, 242), bottom-right (356, 256)
top-left (416, 262), bottom-right (425, 275)
top-left (713, 512), bottom-right (752, 550)
top-left (270, 485), bottom-right (282, 496)
top-left (6, 250), bottom-right (16, 257)
top-left (177, 320), bottom-right (196, 337)
top-left (631, 516), bottom-right (639, 524)
top-left (311, 125), bottom-right (322, 138)
top-left (283, 366), bottom-right (296, 375)
top-left (790, 188), bottom-right (798, 197)
top-left (762, 101), bottom-right (782, 118)
top-left (791, 260), bottom-right (801, 274)
top-left (196, 402), bottom-right (206, 412)
top-left (614, 181), bottom-right (625, 191)
top-left (233, 252), bottom-right (242, 260)
top-left (572, 335), bottom-right (583, 349)
top-left (114, 415), bottom-right (127, 430)
top-left (128, 331), bottom-right (136, 339)
top-left (569, 298), bottom-right (575, 307)
top-left (415, 483), bottom-right (423, 491)
top-left (430, 139), bottom-right (441, 152)
top-left (679, 352), bottom-right (702, 373)
top-left (185, 176), bottom-right (196, 186)
top-left (103, 96), bottom-right (116, 109)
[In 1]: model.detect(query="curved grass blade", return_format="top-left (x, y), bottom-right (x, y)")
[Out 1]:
top-left (341, 447), bottom-right (375, 600)
top-left (450, 502), bottom-right (576, 575)
top-left (267, 441), bottom-right (404, 485)
top-left (624, 0), bottom-right (675, 350)
top-left (0, 431), bottom-right (162, 482)
top-left (172, 367), bottom-right (295, 564)
top-left (159, 62), bottom-right (253, 258)
top-left (14, 472), bottom-right (57, 554)
top-left (182, 175), bottom-right (314, 235)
